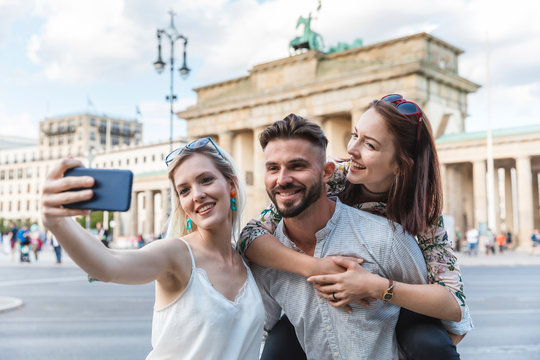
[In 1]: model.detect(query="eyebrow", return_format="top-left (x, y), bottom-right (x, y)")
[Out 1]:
top-left (265, 158), bottom-right (310, 167)
top-left (176, 171), bottom-right (215, 188)
top-left (353, 126), bottom-right (382, 146)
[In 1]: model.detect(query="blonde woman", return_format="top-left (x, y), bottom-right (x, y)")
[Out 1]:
top-left (41, 138), bottom-right (264, 359)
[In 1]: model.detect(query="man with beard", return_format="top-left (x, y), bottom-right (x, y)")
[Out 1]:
top-left (249, 114), bottom-right (428, 360)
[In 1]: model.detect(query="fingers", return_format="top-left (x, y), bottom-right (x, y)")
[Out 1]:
top-left (42, 189), bottom-right (93, 208)
top-left (307, 273), bottom-right (339, 284)
top-left (334, 255), bottom-right (364, 265)
top-left (332, 256), bottom-right (360, 269)
top-left (43, 174), bottom-right (94, 195)
top-left (313, 283), bottom-right (338, 294)
top-left (46, 158), bottom-right (85, 180)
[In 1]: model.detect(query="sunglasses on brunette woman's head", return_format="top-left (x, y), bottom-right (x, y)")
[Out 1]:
top-left (380, 94), bottom-right (424, 143)
top-left (165, 137), bottom-right (224, 166)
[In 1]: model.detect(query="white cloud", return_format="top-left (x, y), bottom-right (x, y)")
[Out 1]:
top-left (2, 0), bottom-right (538, 141)
top-left (0, 102), bottom-right (38, 138)
top-left (139, 96), bottom-right (196, 143)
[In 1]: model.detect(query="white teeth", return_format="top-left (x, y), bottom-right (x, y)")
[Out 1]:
top-left (198, 204), bottom-right (214, 213)
top-left (280, 191), bottom-right (296, 196)
top-left (351, 160), bottom-right (365, 169)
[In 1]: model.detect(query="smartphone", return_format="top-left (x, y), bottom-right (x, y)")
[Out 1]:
top-left (63, 167), bottom-right (133, 212)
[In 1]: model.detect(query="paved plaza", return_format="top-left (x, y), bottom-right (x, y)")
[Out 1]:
top-left (1, 247), bottom-right (539, 359)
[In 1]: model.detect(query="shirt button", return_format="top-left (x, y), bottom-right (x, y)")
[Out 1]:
top-left (326, 325), bottom-right (332, 331)
top-left (319, 298), bottom-right (324, 304)
top-left (334, 352), bottom-right (339, 357)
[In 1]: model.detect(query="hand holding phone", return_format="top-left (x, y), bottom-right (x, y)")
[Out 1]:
top-left (63, 167), bottom-right (133, 212)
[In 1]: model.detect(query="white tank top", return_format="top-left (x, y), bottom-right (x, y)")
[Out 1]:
top-left (146, 239), bottom-right (265, 360)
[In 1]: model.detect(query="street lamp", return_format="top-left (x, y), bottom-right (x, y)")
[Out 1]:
top-left (153, 10), bottom-right (191, 151)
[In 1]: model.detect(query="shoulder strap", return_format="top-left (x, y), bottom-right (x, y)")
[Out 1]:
top-left (178, 238), bottom-right (196, 269)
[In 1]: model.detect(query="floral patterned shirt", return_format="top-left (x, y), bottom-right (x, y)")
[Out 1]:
top-left (238, 160), bottom-right (472, 333)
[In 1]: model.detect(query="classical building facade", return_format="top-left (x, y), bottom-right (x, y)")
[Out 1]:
top-left (177, 32), bottom-right (538, 248)
top-left (3, 32), bottom-right (539, 248)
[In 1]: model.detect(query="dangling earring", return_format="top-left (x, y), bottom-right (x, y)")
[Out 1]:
top-left (230, 191), bottom-right (237, 211)
top-left (186, 218), bottom-right (192, 230)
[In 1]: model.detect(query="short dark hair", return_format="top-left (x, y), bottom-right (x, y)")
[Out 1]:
top-left (259, 114), bottom-right (328, 158)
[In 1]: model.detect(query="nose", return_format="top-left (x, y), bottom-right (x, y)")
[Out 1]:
top-left (276, 168), bottom-right (292, 187)
top-left (347, 137), bottom-right (360, 158)
top-left (191, 185), bottom-right (207, 202)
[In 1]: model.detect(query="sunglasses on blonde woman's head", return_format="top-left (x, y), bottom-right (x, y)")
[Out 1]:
top-left (380, 94), bottom-right (424, 143)
top-left (165, 137), bottom-right (224, 166)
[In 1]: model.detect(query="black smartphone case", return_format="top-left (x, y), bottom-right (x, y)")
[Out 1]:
top-left (63, 168), bottom-right (133, 212)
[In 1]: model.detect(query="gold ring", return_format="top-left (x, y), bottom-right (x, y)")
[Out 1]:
top-left (332, 292), bottom-right (338, 301)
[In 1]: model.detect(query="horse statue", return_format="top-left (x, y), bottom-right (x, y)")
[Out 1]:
top-left (289, 13), bottom-right (324, 53)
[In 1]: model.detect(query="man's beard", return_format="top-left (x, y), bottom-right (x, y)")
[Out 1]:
top-left (267, 179), bottom-right (322, 218)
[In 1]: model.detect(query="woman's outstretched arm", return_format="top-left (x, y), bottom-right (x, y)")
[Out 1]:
top-left (41, 158), bottom-right (188, 285)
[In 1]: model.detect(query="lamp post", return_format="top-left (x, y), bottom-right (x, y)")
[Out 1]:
top-left (153, 10), bottom-right (191, 151)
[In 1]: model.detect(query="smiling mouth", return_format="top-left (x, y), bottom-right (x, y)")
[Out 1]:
top-left (196, 203), bottom-right (215, 214)
top-left (350, 159), bottom-right (366, 170)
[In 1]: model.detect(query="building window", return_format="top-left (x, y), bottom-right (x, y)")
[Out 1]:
top-left (123, 137), bottom-right (130, 145)
top-left (58, 136), bottom-right (64, 145)
top-left (0, 170), bottom-right (4, 180)
top-left (100, 135), bottom-right (106, 145)
top-left (17, 169), bottom-right (23, 179)
top-left (9, 170), bottom-right (14, 180)
top-left (126, 158), bottom-right (130, 165)
top-left (143, 156), bottom-right (146, 163)
top-left (90, 132), bottom-right (96, 141)
top-left (135, 157), bottom-right (138, 164)
top-left (26, 200), bottom-right (30, 211)
top-left (90, 118), bottom-right (96, 126)
top-left (112, 136), bottom-right (119, 146)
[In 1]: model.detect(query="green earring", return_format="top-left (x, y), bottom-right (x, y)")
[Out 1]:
top-left (230, 191), bottom-right (237, 211)
top-left (186, 218), bottom-right (192, 230)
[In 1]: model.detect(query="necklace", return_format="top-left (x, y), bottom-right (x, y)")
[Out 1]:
top-left (362, 184), bottom-right (389, 196)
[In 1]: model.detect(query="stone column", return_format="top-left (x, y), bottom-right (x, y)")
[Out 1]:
top-left (351, 108), bottom-right (363, 132)
top-left (252, 126), bottom-right (269, 214)
top-left (472, 160), bottom-right (488, 230)
top-left (324, 116), bottom-right (350, 158)
top-left (440, 163), bottom-right (448, 214)
top-left (493, 168), bottom-right (501, 233)
top-left (144, 189), bottom-right (155, 237)
top-left (504, 167), bottom-right (515, 233)
top-left (113, 211), bottom-right (121, 243)
top-left (515, 156), bottom-right (534, 248)
top-left (218, 131), bottom-right (233, 155)
top-left (160, 188), bottom-right (170, 235)
top-left (129, 191), bottom-right (138, 237)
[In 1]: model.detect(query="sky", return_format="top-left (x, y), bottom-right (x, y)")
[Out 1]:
top-left (1, 0), bottom-right (539, 144)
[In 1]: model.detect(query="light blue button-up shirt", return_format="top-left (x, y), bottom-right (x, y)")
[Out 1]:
top-left (252, 199), bottom-right (428, 360)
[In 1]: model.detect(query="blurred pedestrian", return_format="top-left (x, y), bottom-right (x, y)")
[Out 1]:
top-left (17, 225), bottom-right (30, 263)
top-left (506, 231), bottom-right (513, 250)
top-left (8, 222), bottom-right (18, 261)
top-left (96, 222), bottom-right (110, 248)
top-left (455, 227), bottom-right (462, 252)
top-left (30, 224), bottom-right (43, 262)
top-left (530, 229), bottom-right (539, 256)
top-left (466, 227), bottom-right (479, 256)
top-left (495, 232), bottom-right (506, 254)
top-left (50, 232), bottom-right (62, 264)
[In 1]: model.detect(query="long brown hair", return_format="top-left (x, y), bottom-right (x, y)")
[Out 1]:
top-left (340, 100), bottom-right (443, 236)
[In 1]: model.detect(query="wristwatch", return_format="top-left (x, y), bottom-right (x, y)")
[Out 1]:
top-left (382, 279), bottom-right (395, 302)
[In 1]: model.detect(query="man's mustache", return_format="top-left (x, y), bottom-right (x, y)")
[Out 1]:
top-left (271, 184), bottom-right (305, 194)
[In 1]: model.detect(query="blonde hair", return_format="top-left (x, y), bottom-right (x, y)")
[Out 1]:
top-left (164, 142), bottom-right (246, 245)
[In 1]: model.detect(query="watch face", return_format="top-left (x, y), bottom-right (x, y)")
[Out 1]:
top-left (384, 293), bottom-right (392, 301)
